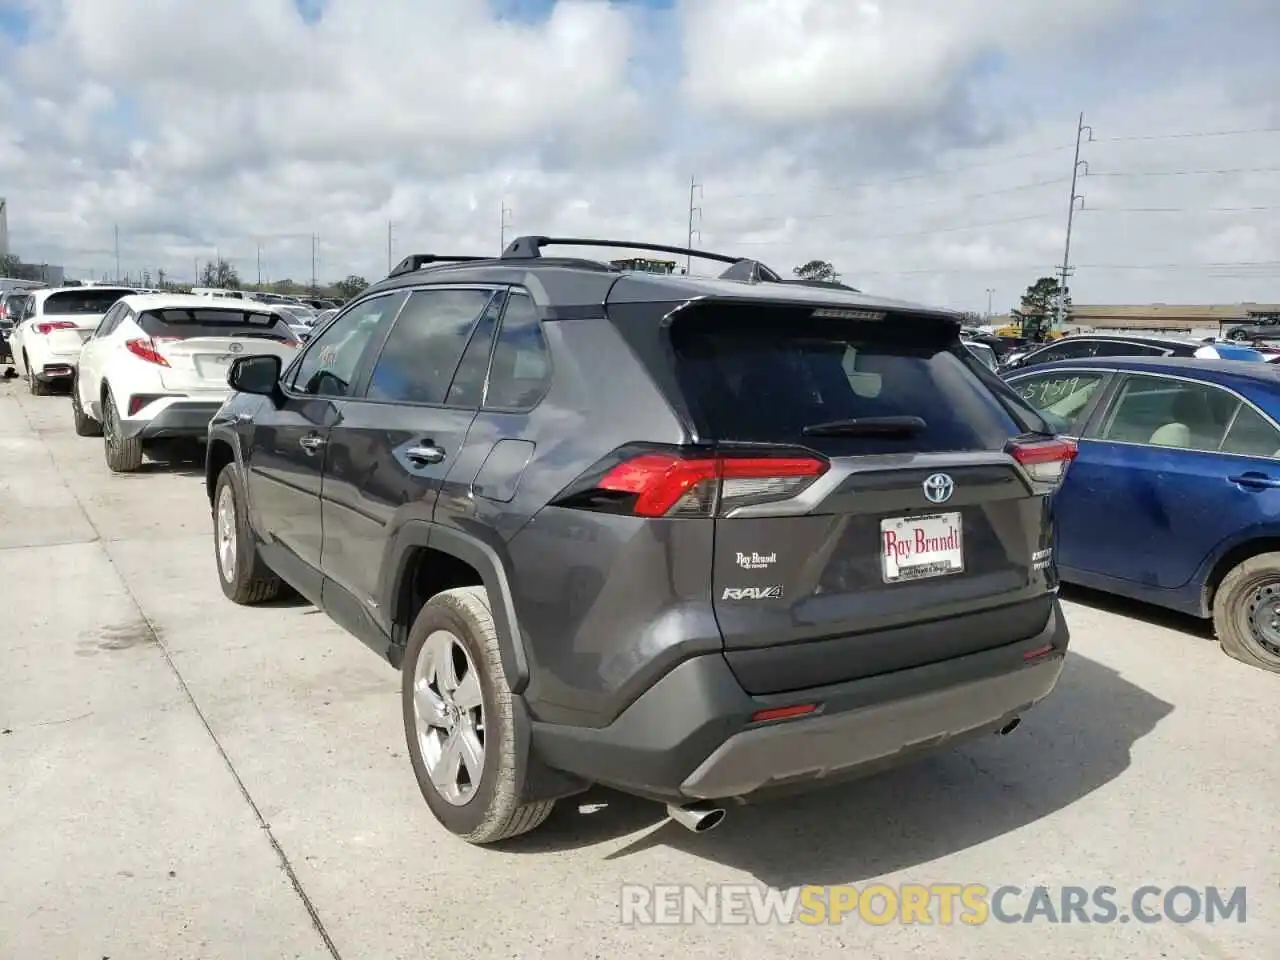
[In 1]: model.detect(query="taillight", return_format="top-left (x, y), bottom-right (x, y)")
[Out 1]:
top-left (125, 338), bottom-right (170, 366)
top-left (1008, 436), bottom-right (1077, 485)
top-left (34, 321), bottom-right (76, 335)
top-left (555, 447), bottom-right (828, 518)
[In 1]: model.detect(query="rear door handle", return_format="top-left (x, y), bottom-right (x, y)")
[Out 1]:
top-left (1228, 473), bottom-right (1280, 489)
top-left (405, 444), bottom-right (446, 466)
top-left (299, 435), bottom-right (326, 454)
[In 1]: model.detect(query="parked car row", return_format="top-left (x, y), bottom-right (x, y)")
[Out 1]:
top-left (1002, 351), bottom-right (1280, 675)
top-left (6, 285), bottom-right (305, 471)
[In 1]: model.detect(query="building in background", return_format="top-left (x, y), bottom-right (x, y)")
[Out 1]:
top-left (986, 302), bottom-right (1280, 340)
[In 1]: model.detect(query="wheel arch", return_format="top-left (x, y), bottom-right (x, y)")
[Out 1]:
top-left (382, 522), bottom-right (530, 694)
top-left (1201, 534), bottom-right (1280, 616)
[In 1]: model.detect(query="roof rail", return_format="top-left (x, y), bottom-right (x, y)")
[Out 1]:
top-left (500, 236), bottom-right (742, 265)
top-left (387, 254), bottom-right (491, 279)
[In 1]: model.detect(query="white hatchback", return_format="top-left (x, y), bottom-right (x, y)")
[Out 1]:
top-left (9, 286), bottom-right (136, 394)
top-left (71, 294), bottom-right (301, 472)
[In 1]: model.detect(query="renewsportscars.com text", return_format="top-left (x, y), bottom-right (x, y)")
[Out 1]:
top-left (620, 883), bottom-right (1248, 926)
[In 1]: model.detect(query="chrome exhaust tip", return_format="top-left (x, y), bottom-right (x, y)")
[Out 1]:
top-left (666, 801), bottom-right (727, 833)
top-left (999, 717), bottom-right (1022, 736)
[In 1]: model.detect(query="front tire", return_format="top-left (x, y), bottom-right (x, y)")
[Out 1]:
top-left (213, 463), bottom-right (282, 604)
top-left (402, 586), bottom-right (554, 843)
top-left (1212, 552), bottom-right (1280, 674)
top-left (102, 387), bottom-right (144, 472)
top-left (70, 373), bottom-right (102, 437)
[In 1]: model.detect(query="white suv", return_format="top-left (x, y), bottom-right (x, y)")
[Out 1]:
top-left (10, 286), bottom-right (136, 394)
top-left (71, 294), bottom-right (301, 472)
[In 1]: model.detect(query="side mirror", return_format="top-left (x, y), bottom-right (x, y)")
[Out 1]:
top-left (228, 354), bottom-right (282, 397)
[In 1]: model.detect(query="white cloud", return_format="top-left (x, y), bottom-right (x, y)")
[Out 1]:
top-left (1, 0), bottom-right (1278, 313)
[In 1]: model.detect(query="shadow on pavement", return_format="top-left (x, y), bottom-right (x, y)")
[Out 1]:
top-left (1061, 583), bottom-right (1213, 639)
top-left (506, 652), bottom-right (1173, 887)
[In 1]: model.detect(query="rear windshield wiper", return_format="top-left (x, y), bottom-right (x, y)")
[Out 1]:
top-left (801, 416), bottom-right (927, 437)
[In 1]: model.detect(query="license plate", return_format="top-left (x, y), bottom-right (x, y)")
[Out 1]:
top-left (880, 512), bottom-right (964, 583)
top-left (195, 356), bottom-right (231, 379)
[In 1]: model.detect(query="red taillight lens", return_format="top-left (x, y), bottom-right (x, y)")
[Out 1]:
top-left (751, 703), bottom-right (819, 723)
top-left (125, 338), bottom-right (170, 366)
top-left (34, 321), bottom-right (76, 335)
top-left (573, 449), bottom-right (828, 518)
top-left (1008, 436), bottom-right (1077, 485)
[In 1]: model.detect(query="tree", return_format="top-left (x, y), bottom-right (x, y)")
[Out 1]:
top-left (335, 275), bottom-right (368, 298)
top-left (1011, 276), bottom-right (1070, 342)
top-left (199, 257), bottom-right (240, 289)
top-left (793, 259), bottom-right (839, 282)
top-left (0, 253), bottom-right (19, 278)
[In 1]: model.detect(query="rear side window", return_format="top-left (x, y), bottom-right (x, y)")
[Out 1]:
top-left (42, 290), bottom-right (133, 315)
top-left (667, 306), bottom-right (1027, 455)
top-left (366, 288), bottom-right (495, 405)
top-left (137, 308), bottom-right (295, 342)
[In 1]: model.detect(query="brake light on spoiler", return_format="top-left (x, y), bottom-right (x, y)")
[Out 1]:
top-left (553, 447), bottom-right (829, 518)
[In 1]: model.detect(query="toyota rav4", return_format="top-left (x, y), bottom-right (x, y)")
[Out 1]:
top-left (205, 236), bottom-right (1075, 844)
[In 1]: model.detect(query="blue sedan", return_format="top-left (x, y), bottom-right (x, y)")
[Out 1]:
top-left (1005, 356), bottom-right (1280, 673)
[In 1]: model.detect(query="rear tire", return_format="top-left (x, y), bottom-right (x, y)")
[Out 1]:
top-left (1212, 552), bottom-right (1280, 674)
top-left (102, 388), bottom-right (144, 472)
top-left (70, 373), bottom-right (102, 437)
top-left (213, 462), bottom-right (282, 604)
top-left (402, 586), bottom-right (555, 843)
top-left (25, 354), bottom-right (50, 396)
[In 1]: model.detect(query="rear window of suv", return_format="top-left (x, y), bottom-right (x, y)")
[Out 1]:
top-left (138, 308), bottom-right (295, 342)
top-left (667, 304), bottom-right (1040, 455)
top-left (42, 290), bottom-right (133, 315)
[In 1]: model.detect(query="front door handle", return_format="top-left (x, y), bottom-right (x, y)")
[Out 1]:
top-left (299, 435), bottom-right (326, 454)
top-left (1228, 472), bottom-right (1280, 490)
top-left (404, 444), bottom-right (446, 466)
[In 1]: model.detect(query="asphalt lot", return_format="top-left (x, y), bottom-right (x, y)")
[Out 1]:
top-left (1, 378), bottom-right (1276, 960)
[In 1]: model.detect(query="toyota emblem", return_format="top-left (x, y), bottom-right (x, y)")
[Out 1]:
top-left (228, 342), bottom-right (244, 354)
top-left (923, 473), bottom-right (954, 504)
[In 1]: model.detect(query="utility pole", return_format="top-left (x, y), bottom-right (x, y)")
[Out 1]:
top-left (1058, 112), bottom-right (1093, 331)
top-left (256, 242), bottom-right (262, 286)
top-left (685, 175), bottom-right (702, 275)
top-left (387, 221), bottom-right (394, 273)
top-left (310, 234), bottom-right (317, 294)
top-left (500, 202), bottom-right (512, 253)
top-left (985, 288), bottom-right (995, 321)
top-left (113, 225), bottom-right (120, 282)
top-left (193, 257), bottom-right (199, 285)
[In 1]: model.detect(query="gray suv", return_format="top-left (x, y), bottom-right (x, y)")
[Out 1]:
top-left (206, 236), bottom-right (1074, 844)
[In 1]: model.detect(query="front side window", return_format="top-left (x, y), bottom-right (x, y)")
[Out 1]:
top-left (1010, 371), bottom-right (1108, 434)
top-left (289, 293), bottom-right (406, 397)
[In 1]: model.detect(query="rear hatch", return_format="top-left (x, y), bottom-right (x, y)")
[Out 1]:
top-left (132, 306), bottom-right (299, 393)
top-left (38, 288), bottom-right (133, 356)
top-left (611, 298), bottom-right (1073, 695)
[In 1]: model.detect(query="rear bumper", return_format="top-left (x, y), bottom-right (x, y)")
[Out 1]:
top-left (530, 598), bottom-right (1069, 802)
top-left (121, 400), bottom-right (223, 440)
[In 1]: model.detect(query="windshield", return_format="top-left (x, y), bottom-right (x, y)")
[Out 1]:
top-left (42, 289), bottom-right (134, 315)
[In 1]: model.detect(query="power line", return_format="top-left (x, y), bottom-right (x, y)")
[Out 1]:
top-left (712, 212), bottom-right (1057, 245)
top-left (706, 143), bottom-right (1074, 202)
top-left (1082, 205), bottom-right (1280, 213)
top-left (1100, 127), bottom-right (1280, 143)
top-left (1087, 166), bottom-right (1280, 178)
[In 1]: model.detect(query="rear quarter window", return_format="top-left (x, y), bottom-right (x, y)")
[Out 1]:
top-left (667, 305), bottom-right (1031, 455)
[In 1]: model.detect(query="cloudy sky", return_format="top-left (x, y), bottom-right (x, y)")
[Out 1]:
top-left (1, 0), bottom-right (1278, 312)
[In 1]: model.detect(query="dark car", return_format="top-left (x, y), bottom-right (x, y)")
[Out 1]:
top-left (1223, 313), bottom-right (1280, 343)
top-left (999, 334), bottom-right (1202, 374)
top-left (1006, 356), bottom-right (1280, 674)
top-left (0, 292), bottom-right (30, 361)
top-left (204, 236), bottom-right (1074, 844)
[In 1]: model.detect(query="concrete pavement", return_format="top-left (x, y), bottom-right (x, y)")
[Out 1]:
top-left (1, 379), bottom-right (1276, 959)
